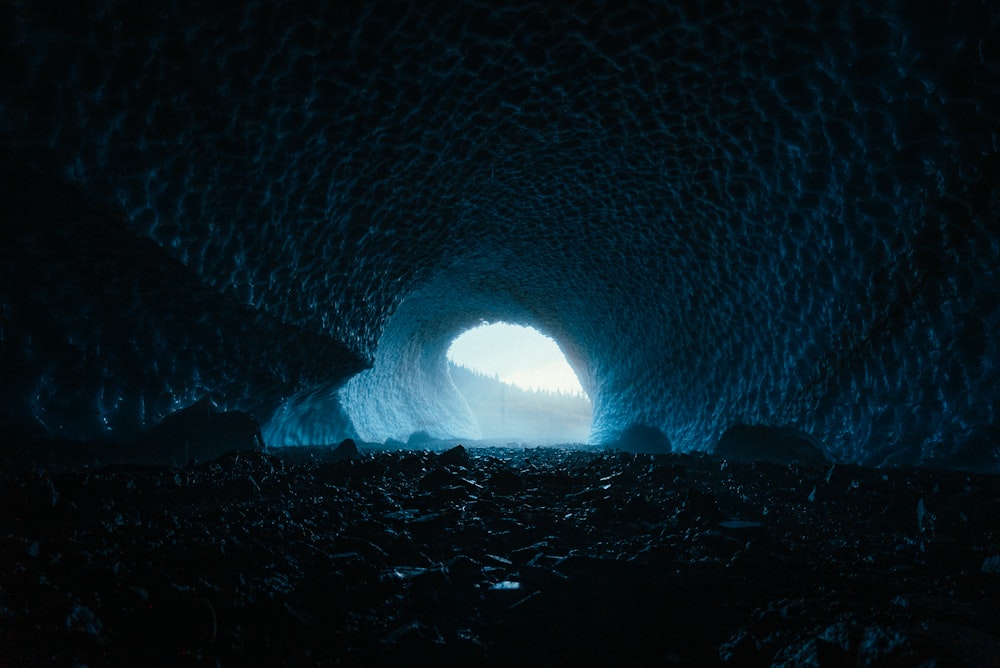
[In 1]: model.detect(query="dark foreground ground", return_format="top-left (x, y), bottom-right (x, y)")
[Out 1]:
top-left (1, 444), bottom-right (999, 666)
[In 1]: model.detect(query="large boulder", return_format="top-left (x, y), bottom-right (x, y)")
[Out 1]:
top-left (714, 424), bottom-right (828, 465)
top-left (407, 431), bottom-right (435, 447)
top-left (146, 399), bottom-right (265, 465)
top-left (606, 424), bottom-right (672, 455)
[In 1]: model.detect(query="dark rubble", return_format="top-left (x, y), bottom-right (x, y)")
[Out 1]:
top-left (1, 444), bottom-right (999, 666)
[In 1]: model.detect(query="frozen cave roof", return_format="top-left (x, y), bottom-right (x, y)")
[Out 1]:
top-left (1, 0), bottom-right (998, 469)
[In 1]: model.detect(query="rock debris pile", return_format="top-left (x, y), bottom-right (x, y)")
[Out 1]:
top-left (2, 444), bottom-right (998, 665)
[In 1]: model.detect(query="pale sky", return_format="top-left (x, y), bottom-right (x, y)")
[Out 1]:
top-left (447, 323), bottom-right (585, 395)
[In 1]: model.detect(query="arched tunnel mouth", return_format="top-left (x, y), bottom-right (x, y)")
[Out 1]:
top-left (331, 319), bottom-right (594, 448)
top-left (264, 265), bottom-right (615, 451)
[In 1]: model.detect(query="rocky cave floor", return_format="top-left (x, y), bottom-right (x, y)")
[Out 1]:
top-left (2, 443), bottom-right (999, 667)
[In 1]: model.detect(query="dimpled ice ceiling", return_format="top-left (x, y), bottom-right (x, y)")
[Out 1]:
top-left (1, 1), bottom-right (998, 468)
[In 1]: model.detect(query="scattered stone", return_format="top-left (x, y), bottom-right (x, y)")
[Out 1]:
top-left (1, 445), bottom-right (997, 666)
top-left (445, 554), bottom-right (483, 587)
top-left (65, 603), bottom-right (103, 637)
top-left (651, 462), bottom-right (686, 484)
top-left (917, 497), bottom-right (936, 533)
top-left (857, 625), bottom-right (910, 665)
top-left (719, 628), bottom-right (761, 663)
top-left (677, 487), bottom-right (722, 523)
top-left (718, 519), bottom-right (765, 532)
top-left (983, 555), bottom-right (1000, 575)
top-left (381, 620), bottom-right (445, 648)
top-left (417, 467), bottom-right (467, 492)
top-left (210, 448), bottom-right (282, 474)
top-left (488, 468), bottom-right (524, 494)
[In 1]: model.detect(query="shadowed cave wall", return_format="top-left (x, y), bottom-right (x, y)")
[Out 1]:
top-left (1, 0), bottom-right (998, 468)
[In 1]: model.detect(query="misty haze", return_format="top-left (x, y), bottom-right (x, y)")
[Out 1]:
top-left (449, 362), bottom-right (592, 444)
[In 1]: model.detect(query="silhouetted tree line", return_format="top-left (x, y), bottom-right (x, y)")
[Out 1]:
top-left (449, 363), bottom-right (588, 401)
top-left (448, 363), bottom-right (591, 443)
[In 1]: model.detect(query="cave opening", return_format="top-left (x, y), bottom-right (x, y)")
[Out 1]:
top-left (446, 322), bottom-right (593, 445)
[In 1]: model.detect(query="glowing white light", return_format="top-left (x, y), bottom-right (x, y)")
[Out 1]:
top-left (447, 323), bottom-right (584, 395)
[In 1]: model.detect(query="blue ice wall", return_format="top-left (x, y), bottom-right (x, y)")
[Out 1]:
top-left (0, 156), bottom-right (366, 441)
top-left (1, 1), bottom-right (998, 468)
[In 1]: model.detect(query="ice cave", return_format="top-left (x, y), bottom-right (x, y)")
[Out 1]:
top-left (1, 0), bottom-right (999, 664)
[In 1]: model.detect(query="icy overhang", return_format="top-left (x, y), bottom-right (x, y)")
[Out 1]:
top-left (1, 0), bottom-right (998, 470)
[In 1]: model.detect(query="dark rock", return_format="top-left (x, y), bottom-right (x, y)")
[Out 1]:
top-left (146, 398), bottom-right (265, 464)
top-left (509, 543), bottom-right (548, 566)
top-left (399, 452), bottom-right (431, 475)
top-left (488, 468), bottom-right (524, 494)
top-left (921, 622), bottom-right (1000, 665)
top-left (330, 438), bottom-right (360, 462)
top-left (677, 487), bottom-right (723, 524)
top-left (650, 462), bottom-right (686, 484)
top-left (406, 566), bottom-right (455, 607)
top-left (772, 621), bottom-right (915, 667)
top-left (606, 424), bottom-right (672, 455)
top-left (2, 445), bottom-right (998, 666)
top-left (437, 444), bottom-right (472, 468)
top-left (381, 620), bottom-right (445, 650)
top-left (823, 463), bottom-right (858, 492)
top-left (445, 555), bottom-right (483, 587)
top-left (719, 628), bottom-right (763, 663)
top-left (65, 603), bottom-right (103, 637)
top-left (418, 467), bottom-right (467, 492)
top-left (714, 424), bottom-right (828, 465)
top-left (772, 636), bottom-right (850, 667)
top-left (718, 519), bottom-right (766, 535)
top-left (983, 555), bottom-right (1000, 575)
top-left (856, 625), bottom-right (911, 664)
top-left (210, 448), bottom-right (282, 475)
top-left (520, 563), bottom-right (570, 590)
top-left (633, 543), bottom-right (677, 566)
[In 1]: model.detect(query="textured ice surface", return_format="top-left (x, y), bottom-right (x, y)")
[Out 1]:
top-left (0, 156), bottom-right (365, 441)
top-left (1, 1), bottom-right (998, 467)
